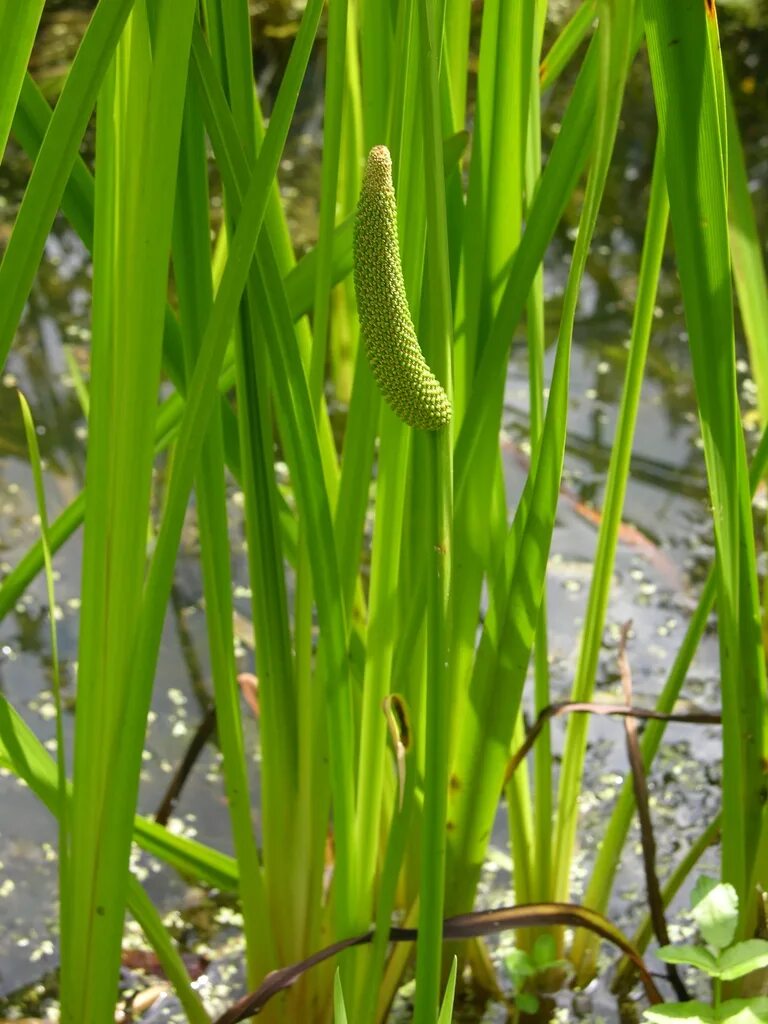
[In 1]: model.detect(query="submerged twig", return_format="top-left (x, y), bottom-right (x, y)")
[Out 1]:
top-left (154, 706), bottom-right (217, 826)
top-left (617, 621), bottom-right (689, 1002)
top-left (504, 699), bottom-right (720, 785)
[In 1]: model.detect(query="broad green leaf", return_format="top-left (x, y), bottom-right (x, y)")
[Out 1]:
top-left (643, 1003), bottom-right (714, 1023)
top-left (533, 933), bottom-right (558, 968)
top-left (516, 992), bottom-right (541, 1015)
top-left (691, 881), bottom-right (739, 950)
top-left (656, 944), bottom-right (718, 974)
top-left (506, 949), bottom-right (536, 979)
top-left (716, 999), bottom-right (768, 1024)
top-left (718, 940), bottom-right (768, 982)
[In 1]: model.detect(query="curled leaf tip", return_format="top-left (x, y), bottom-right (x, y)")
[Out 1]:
top-left (353, 144), bottom-right (452, 431)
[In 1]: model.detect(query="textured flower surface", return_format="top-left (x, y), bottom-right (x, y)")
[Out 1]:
top-left (353, 145), bottom-right (452, 430)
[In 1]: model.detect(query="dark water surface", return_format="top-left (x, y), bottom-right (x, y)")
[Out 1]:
top-left (1, 2), bottom-right (767, 1020)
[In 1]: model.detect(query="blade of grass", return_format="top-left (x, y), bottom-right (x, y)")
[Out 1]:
top-left (0, 0), bottom-right (46, 159)
top-left (725, 78), bottom-right (768, 425)
top-left (539, 0), bottom-right (597, 89)
top-left (126, 878), bottom-right (212, 1024)
top-left (446, 0), bottom-right (636, 925)
top-left (642, 0), bottom-right (767, 906)
top-left (64, 3), bottom-right (199, 1019)
top-left (523, 0), bottom-right (553, 913)
top-left (413, 0), bottom-right (455, 1015)
top-left (0, 0), bottom-right (137, 368)
top-left (171, 73), bottom-right (274, 984)
top-left (551, 138), bottom-right (669, 905)
top-left (17, 389), bottom-right (70, 949)
top-left (437, 957), bottom-right (458, 1024)
top-left (201, 5), bottom-right (302, 977)
top-left (334, 969), bottom-right (349, 1024)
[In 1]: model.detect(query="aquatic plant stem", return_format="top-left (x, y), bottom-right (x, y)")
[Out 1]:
top-left (413, 0), bottom-right (454, 1018)
top-left (171, 77), bottom-right (272, 986)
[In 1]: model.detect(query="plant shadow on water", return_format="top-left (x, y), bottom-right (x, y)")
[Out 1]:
top-left (1, 1), bottom-right (768, 1021)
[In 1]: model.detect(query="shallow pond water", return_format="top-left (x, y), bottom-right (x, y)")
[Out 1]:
top-left (1, 3), bottom-right (768, 1021)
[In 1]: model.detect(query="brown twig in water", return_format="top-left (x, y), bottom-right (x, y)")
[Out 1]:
top-left (504, 699), bottom-right (720, 786)
top-left (154, 705), bottom-right (217, 826)
top-left (618, 621), bottom-right (689, 1002)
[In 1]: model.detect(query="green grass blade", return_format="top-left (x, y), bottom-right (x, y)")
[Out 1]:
top-left (540, 0), bottom-right (596, 89)
top-left (64, 3), bottom-right (199, 1018)
top-left (552, 140), bottom-right (669, 904)
top-left (0, 1), bottom-right (46, 159)
top-left (437, 957), bottom-right (458, 1024)
top-left (447, 0), bottom-right (636, 923)
top-left (16, 390), bottom-right (69, 932)
top-left (725, 79), bottom-right (768, 425)
top-left (413, 0), bottom-right (455, 1013)
top-left (191, 14), bottom-right (358, 945)
top-left (172, 71), bottom-right (274, 984)
top-left (126, 880), bottom-right (211, 1024)
top-left (334, 969), bottom-right (349, 1024)
top-left (0, 0), bottom-right (136, 368)
top-left (643, 0), bottom-right (767, 904)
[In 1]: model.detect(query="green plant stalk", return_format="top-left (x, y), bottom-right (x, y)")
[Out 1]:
top-left (725, 79), bottom-right (768, 426)
top-left (171, 78), bottom-right (273, 986)
top-left (193, 24), bottom-right (348, 991)
top-left (357, 693), bottom-right (421, 1023)
top-left (523, 2), bottom-right (553, 909)
top-left (66, 2), bottom-right (325, 1014)
top-left (643, 0), bottom-right (767, 905)
top-left (64, 3), bottom-right (198, 1018)
top-left (294, 0), bottom-right (348, 983)
top-left (452, 0), bottom-right (534, 617)
top-left (552, 139), bottom-right (669, 907)
top-left (540, 0), bottom-right (597, 88)
top-left (445, 0), bottom-right (634, 926)
top-left (204, 1), bottom-right (303, 969)
top-left (354, 409), bottom-right (411, 910)
top-left (293, 0), bottom-right (352, 987)
top-left (310, 0), bottom-right (349, 405)
top-left (359, 0), bottom-right (393, 146)
top-left (196, 18), bottom-right (360, 956)
top-left (17, 391), bottom-right (70, 955)
top-left (0, 0), bottom-right (136, 367)
top-left (0, 0), bottom-right (45, 159)
top-left (450, 21), bottom-right (602, 770)
top-left (454, 13), bottom-right (643, 510)
top-left (328, 0), bottom-right (363, 403)
top-left (444, 0), bottom-right (471, 129)
top-left (413, 0), bottom-right (454, 1018)
top-left (126, 878), bottom-right (212, 1024)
